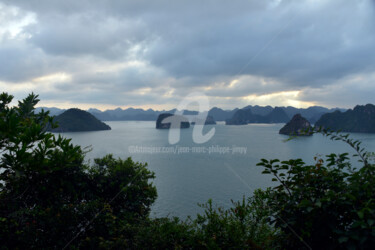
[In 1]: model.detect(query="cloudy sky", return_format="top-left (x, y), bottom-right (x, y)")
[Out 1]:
top-left (1, 0), bottom-right (375, 110)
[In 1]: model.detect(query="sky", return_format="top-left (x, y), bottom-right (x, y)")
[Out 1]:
top-left (1, 0), bottom-right (375, 111)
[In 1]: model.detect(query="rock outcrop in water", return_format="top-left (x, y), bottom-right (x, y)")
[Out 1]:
top-left (49, 108), bottom-right (111, 132)
top-left (279, 114), bottom-right (312, 136)
top-left (315, 104), bottom-right (375, 133)
top-left (156, 113), bottom-right (190, 129)
top-left (191, 115), bottom-right (216, 125)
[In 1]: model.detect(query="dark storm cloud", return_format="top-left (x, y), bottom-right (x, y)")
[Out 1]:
top-left (299, 72), bottom-right (375, 108)
top-left (1, 0), bottom-right (375, 108)
top-left (144, 0), bottom-right (375, 86)
top-left (58, 63), bottom-right (167, 93)
top-left (29, 14), bottom-right (149, 58)
top-left (0, 42), bottom-right (46, 82)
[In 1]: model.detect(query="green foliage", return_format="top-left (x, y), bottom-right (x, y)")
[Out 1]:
top-left (257, 129), bottom-right (375, 249)
top-left (133, 217), bottom-right (196, 249)
top-left (192, 194), bottom-right (280, 249)
top-left (0, 93), bottom-right (157, 249)
top-left (133, 193), bottom-right (280, 249)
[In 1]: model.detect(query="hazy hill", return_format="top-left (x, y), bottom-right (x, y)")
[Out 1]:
top-left (315, 104), bottom-right (375, 133)
top-left (208, 107), bottom-right (239, 121)
top-left (243, 105), bottom-right (274, 116)
top-left (35, 107), bottom-right (65, 116)
top-left (265, 107), bottom-right (290, 123)
top-left (241, 105), bottom-right (345, 124)
top-left (282, 106), bottom-right (345, 124)
top-left (226, 109), bottom-right (252, 125)
top-left (50, 108), bottom-right (111, 132)
top-left (226, 109), bottom-right (267, 125)
top-left (227, 107), bottom-right (291, 125)
top-left (190, 115), bottom-right (216, 125)
top-left (88, 108), bottom-right (161, 121)
top-left (37, 105), bottom-right (346, 123)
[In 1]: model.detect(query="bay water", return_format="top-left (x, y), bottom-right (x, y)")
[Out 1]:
top-left (60, 121), bottom-right (375, 218)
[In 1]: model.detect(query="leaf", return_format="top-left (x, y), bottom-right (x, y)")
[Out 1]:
top-left (338, 236), bottom-right (349, 244)
top-left (367, 219), bottom-right (375, 226)
top-left (315, 201), bottom-right (322, 208)
top-left (357, 210), bottom-right (364, 219)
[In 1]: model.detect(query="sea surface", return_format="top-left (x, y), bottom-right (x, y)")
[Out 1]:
top-left (60, 121), bottom-right (375, 219)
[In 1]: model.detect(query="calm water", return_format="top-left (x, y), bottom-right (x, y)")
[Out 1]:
top-left (60, 121), bottom-right (375, 218)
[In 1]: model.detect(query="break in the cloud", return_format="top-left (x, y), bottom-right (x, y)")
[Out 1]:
top-left (0, 0), bottom-right (375, 110)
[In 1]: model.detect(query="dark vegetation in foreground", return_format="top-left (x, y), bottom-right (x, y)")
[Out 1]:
top-left (1, 93), bottom-right (375, 249)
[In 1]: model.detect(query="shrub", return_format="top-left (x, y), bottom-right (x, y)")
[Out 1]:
top-left (0, 93), bottom-right (157, 249)
top-left (133, 194), bottom-right (280, 249)
top-left (257, 130), bottom-right (375, 249)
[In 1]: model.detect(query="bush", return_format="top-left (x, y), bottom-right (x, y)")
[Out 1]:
top-left (257, 130), bottom-right (375, 249)
top-left (133, 194), bottom-right (280, 249)
top-left (0, 93), bottom-right (157, 249)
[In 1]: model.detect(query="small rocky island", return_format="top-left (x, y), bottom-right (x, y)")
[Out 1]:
top-left (279, 114), bottom-right (312, 136)
top-left (191, 115), bottom-right (216, 125)
top-left (156, 113), bottom-right (190, 129)
top-left (49, 108), bottom-right (111, 132)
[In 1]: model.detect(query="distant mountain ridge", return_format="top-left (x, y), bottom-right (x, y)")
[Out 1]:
top-left (35, 107), bottom-right (65, 116)
top-left (241, 105), bottom-right (345, 124)
top-left (36, 105), bottom-right (346, 123)
top-left (208, 107), bottom-right (239, 121)
top-left (265, 107), bottom-right (290, 123)
top-left (226, 107), bottom-right (290, 125)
